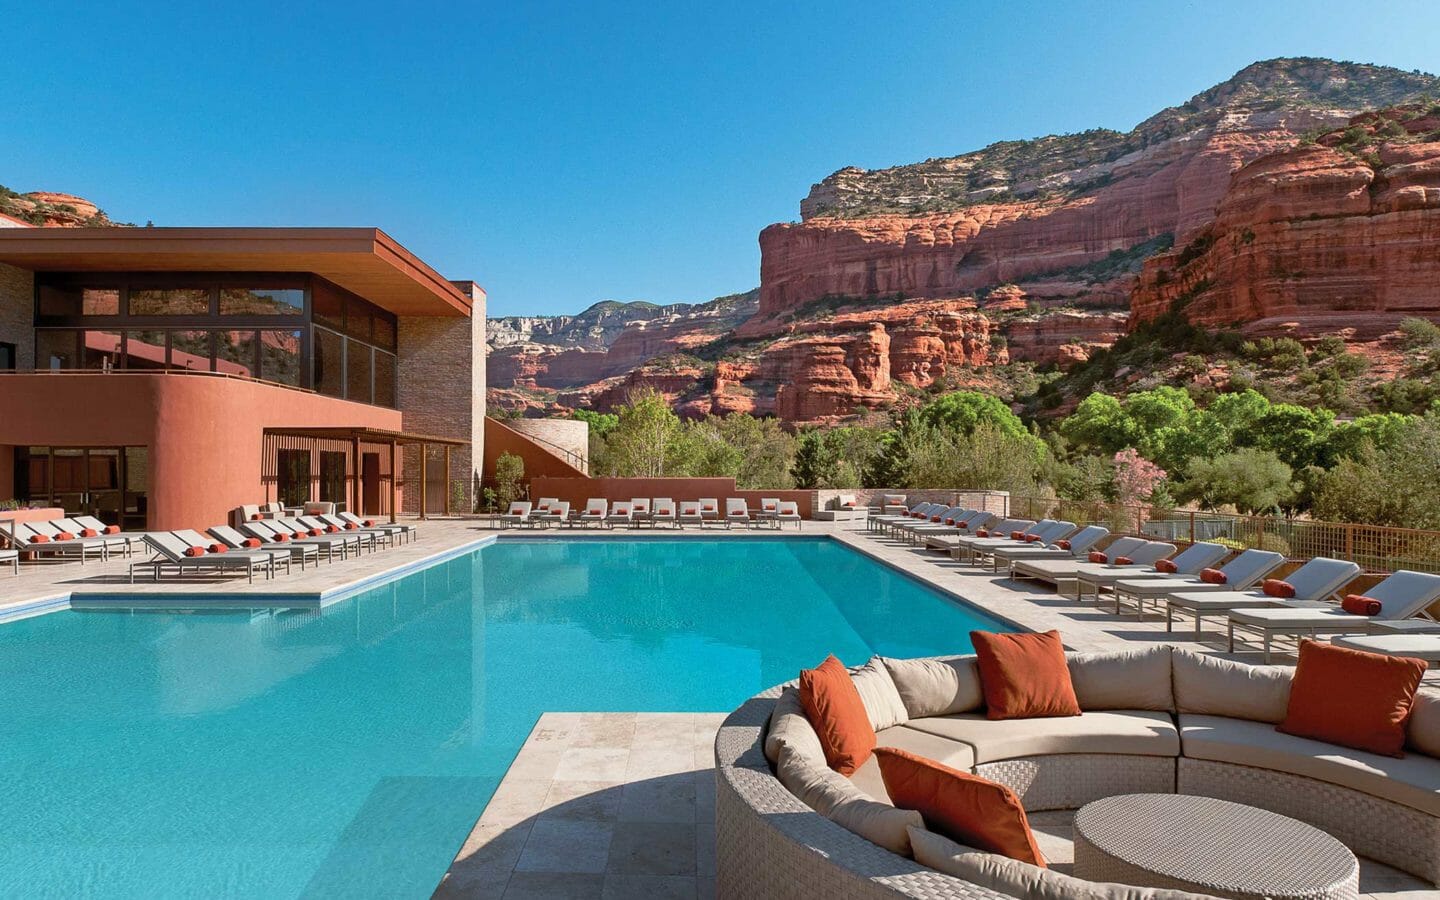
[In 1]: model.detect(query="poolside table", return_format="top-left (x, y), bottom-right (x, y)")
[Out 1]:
top-left (1073, 793), bottom-right (1358, 899)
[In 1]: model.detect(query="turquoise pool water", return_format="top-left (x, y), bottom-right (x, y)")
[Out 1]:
top-left (0, 537), bottom-right (1009, 898)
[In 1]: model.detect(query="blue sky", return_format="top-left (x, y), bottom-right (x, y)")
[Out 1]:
top-left (4, 1), bottom-right (1439, 316)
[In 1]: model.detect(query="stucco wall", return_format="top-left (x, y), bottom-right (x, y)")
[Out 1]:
top-left (0, 373), bottom-right (400, 529)
top-left (505, 418), bottom-right (589, 473)
top-left (0, 261), bottom-right (34, 369)
top-left (396, 283), bottom-right (485, 514)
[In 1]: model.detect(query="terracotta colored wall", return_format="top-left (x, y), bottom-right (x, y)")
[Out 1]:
top-left (528, 476), bottom-right (816, 518)
top-left (0, 373), bottom-right (400, 529)
top-left (483, 417), bottom-right (587, 485)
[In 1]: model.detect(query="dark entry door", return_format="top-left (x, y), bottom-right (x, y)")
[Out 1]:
top-left (361, 453), bottom-right (381, 517)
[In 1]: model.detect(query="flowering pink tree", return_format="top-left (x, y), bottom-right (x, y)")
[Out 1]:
top-left (1112, 448), bottom-right (1166, 507)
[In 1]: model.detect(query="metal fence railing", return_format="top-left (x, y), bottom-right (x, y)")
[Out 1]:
top-left (1010, 496), bottom-right (1440, 575)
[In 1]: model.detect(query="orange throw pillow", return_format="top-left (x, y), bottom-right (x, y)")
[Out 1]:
top-left (1113, 556), bottom-right (1134, 565)
top-left (970, 630), bottom-right (1081, 720)
top-left (876, 747), bottom-right (1046, 867)
top-left (1088, 551), bottom-right (1108, 564)
top-left (1342, 594), bottom-right (1381, 616)
top-left (798, 655), bottom-right (876, 775)
top-left (1262, 579), bottom-right (1296, 598)
top-left (1199, 567), bottom-right (1227, 584)
top-left (1279, 640), bottom-right (1426, 757)
top-left (1154, 558), bottom-right (1178, 573)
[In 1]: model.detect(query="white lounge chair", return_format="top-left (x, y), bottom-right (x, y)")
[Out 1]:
top-left (209, 524), bottom-right (319, 569)
top-left (0, 547), bottom-right (15, 576)
top-left (982, 525), bottom-right (1109, 573)
top-left (130, 532), bottom-right (277, 584)
top-left (872, 503), bottom-right (941, 536)
top-left (529, 498), bottom-right (560, 523)
top-left (699, 498), bottom-right (721, 524)
top-left (297, 516), bottom-right (377, 553)
top-left (1227, 570), bottom-right (1440, 661)
top-left (776, 500), bottom-right (802, 530)
top-left (531, 501), bottom-right (570, 527)
top-left (1073, 541), bottom-right (1228, 603)
top-left (55, 518), bottom-right (133, 556)
top-left (756, 498), bottom-right (782, 528)
top-left (2, 521), bottom-right (111, 564)
top-left (678, 501), bottom-right (704, 528)
top-left (336, 512), bottom-right (417, 544)
top-left (651, 498), bottom-right (677, 528)
top-left (1331, 633), bottom-right (1440, 662)
top-left (893, 506), bottom-right (969, 542)
top-left (960, 521), bottom-right (1077, 567)
top-left (174, 529), bottom-right (292, 575)
top-left (629, 498), bottom-right (652, 527)
top-left (725, 499), bottom-right (751, 528)
top-left (1111, 548), bottom-right (1287, 618)
top-left (934, 518), bottom-right (1036, 556)
top-left (314, 514), bottom-right (393, 548)
top-left (240, 520), bottom-right (350, 563)
top-left (1165, 557), bottom-right (1362, 640)
top-left (573, 498), bottom-right (603, 528)
top-left (920, 512), bottom-right (1002, 551)
top-left (1009, 538), bottom-right (1175, 596)
top-left (499, 501), bottom-right (532, 529)
top-left (71, 515), bottom-right (141, 555)
top-left (606, 501), bottom-right (634, 528)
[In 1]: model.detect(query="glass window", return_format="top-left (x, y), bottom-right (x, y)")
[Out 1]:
top-left (313, 327), bottom-right (344, 398)
top-left (35, 331), bottom-right (78, 369)
top-left (81, 331), bottom-right (123, 370)
top-left (259, 329), bottom-right (302, 387)
top-left (372, 312), bottom-right (396, 352)
top-left (169, 330), bottom-right (213, 371)
top-left (345, 302), bottom-right (373, 343)
top-left (0, 342), bottom-right (14, 370)
top-left (123, 331), bottom-right (168, 370)
top-left (319, 451), bottom-right (348, 505)
top-left (216, 330), bottom-right (257, 378)
top-left (313, 288), bottom-right (344, 331)
top-left (35, 285), bottom-right (114, 316)
top-left (128, 288), bottom-right (210, 316)
top-left (276, 449), bottom-right (311, 507)
top-left (346, 338), bottom-right (372, 404)
top-left (374, 350), bottom-right (396, 408)
top-left (84, 289), bottom-right (121, 316)
top-left (220, 288), bottom-right (304, 316)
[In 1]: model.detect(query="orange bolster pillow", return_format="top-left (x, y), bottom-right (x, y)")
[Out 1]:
top-left (243, 538), bottom-right (261, 548)
top-left (250, 514), bottom-right (262, 521)
top-left (363, 519), bottom-right (375, 527)
top-left (1114, 556), bottom-right (1134, 565)
top-left (1262, 579), bottom-right (1296, 598)
top-left (105, 525), bottom-right (120, 535)
top-left (274, 533), bottom-right (289, 542)
top-left (928, 515), bottom-right (939, 522)
top-left (1088, 551), bottom-right (1108, 564)
top-left (1342, 594), bottom-right (1382, 616)
top-left (765, 504), bottom-right (777, 511)
top-left (1154, 558), bottom-right (1178, 573)
top-left (843, 500), bottom-right (856, 507)
top-left (943, 518), bottom-right (954, 525)
top-left (975, 529), bottom-right (989, 537)
top-left (306, 529), bottom-right (320, 537)
top-left (1199, 567), bottom-right (1227, 584)
top-left (184, 546), bottom-right (206, 557)
top-left (56, 531), bottom-right (75, 541)
top-left (31, 534), bottom-right (50, 543)
top-left (1055, 540), bottom-right (1070, 550)
top-left (81, 528), bottom-right (98, 537)
top-left (1024, 534), bottom-right (1043, 543)
top-left (327, 525), bottom-right (340, 533)
top-left (345, 523), bottom-right (357, 530)
top-left (208, 543), bottom-right (228, 554)
top-left (1010, 531), bottom-right (1024, 540)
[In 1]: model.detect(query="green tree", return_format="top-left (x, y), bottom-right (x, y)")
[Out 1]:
top-left (687, 414), bottom-right (797, 488)
top-left (792, 428), bottom-right (844, 488)
top-left (1239, 403), bottom-right (1334, 471)
top-left (1312, 415), bottom-right (1440, 529)
top-left (597, 388), bottom-right (695, 477)
top-left (1326, 412), bottom-right (1414, 462)
top-left (493, 452), bottom-right (526, 507)
top-left (570, 408), bottom-right (619, 437)
top-left (1180, 449), bottom-right (1294, 514)
top-left (1060, 393), bottom-right (1137, 455)
top-left (917, 391), bottom-right (1028, 440)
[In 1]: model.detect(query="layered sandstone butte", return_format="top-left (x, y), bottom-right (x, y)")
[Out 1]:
top-left (0, 187), bottom-right (119, 227)
top-left (488, 59), bottom-right (1440, 423)
top-left (1130, 104), bottom-right (1440, 340)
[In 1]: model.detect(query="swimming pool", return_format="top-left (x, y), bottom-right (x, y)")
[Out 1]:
top-left (0, 537), bottom-right (1010, 898)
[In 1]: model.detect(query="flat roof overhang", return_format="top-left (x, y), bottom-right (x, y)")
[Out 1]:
top-left (0, 227), bottom-right (472, 317)
top-left (264, 426), bottom-right (469, 446)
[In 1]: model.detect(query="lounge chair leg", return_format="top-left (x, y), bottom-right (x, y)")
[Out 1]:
top-left (1195, 613), bottom-right (1203, 642)
top-left (1165, 605), bottom-right (1173, 632)
top-left (1228, 620), bottom-right (1235, 653)
top-left (1263, 632), bottom-right (1272, 664)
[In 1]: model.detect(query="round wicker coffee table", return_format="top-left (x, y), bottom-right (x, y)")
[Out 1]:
top-left (1073, 793), bottom-right (1359, 900)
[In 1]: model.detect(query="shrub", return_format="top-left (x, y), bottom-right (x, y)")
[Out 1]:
top-left (493, 453), bottom-right (525, 507)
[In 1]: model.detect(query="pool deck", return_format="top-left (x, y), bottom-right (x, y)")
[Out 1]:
top-left (3, 518), bottom-right (1430, 898)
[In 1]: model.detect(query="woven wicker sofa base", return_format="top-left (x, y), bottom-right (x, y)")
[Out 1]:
top-left (1179, 756), bottom-right (1439, 886)
top-left (977, 754), bottom-right (1175, 812)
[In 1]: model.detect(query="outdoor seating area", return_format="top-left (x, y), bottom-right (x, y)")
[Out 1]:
top-left (718, 640), bottom-right (1440, 898)
top-left (493, 497), bottom-right (804, 530)
top-left (0, 514), bottom-right (138, 568)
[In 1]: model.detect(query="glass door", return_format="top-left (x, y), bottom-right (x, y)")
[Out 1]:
top-left (87, 449), bottom-right (123, 527)
top-left (50, 449), bottom-right (86, 519)
top-left (13, 446), bottom-right (148, 529)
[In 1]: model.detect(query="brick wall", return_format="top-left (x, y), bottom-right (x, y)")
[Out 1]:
top-left (0, 262), bottom-right (33, 369)
top-left (504, 418), bottom-right (589, 472)
top-left (396, 283), bottom-right (486, 515)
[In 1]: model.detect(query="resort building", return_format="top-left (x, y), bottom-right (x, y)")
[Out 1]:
top-left (0, 227), bottom-right (486, 529)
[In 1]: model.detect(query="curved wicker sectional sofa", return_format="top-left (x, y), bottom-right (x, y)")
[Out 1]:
top-left (714, 646), bottom-right (1440, 899)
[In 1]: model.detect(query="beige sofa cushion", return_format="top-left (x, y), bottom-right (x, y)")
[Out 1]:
top-left (1407, 689), bottom-right (1440, 758)
top-left (904, 710), bottom-right (1179, 764)
top-left (882, 655), bottom-right (984, 718)
top-left (1172, 650), bottom-right (1292, 723)
top-left (851, 657), bottom-right (909, 730)
top-left (851, 724), bottom-right (979, 803)
top-left (764, 687), bottom-right (825, 767)
top-left (1180, 714), bottom-right (1440, 817)
top-left (909, 827), bottom-right (1214, 900)
top-left (775, 743), bottom-right (923, 855)
top-left (1067, 646), bottom-right (1174, 712)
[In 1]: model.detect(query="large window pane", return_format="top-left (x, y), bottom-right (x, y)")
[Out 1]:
top-left (313, 287), bottom-right (344, 331)
top-left (35, 331), bottom-right (78, 369)
top-left (123, 331), bottom-right (168, 370)
top-left (220, 288), bottom-right (303, 316)
top-left (128, 288), bottom-right (210, 316)
top-left (260, 329), bottom-right (302, 387)
top-left (168, 330), bottom-right (212, 371)
top-left (84, 289), bottom-right (121, 315)
top-left (345, 302), bottom-right (373, 343)
top-left (319, 451), bottom-right (347, 505)
top-left (216, 330), bottom-right (257, 378)
top-left (374, 350), bottom-right (396, 408)
top-left (277, 449), bottom-right (311, 507)
top-left (313, 328), bottom-right (343, 398)
top-left (37, 284), bottom-right (81, 317)
top-left (372, 312), bottom-right (396, 352)
top-left (346, 339), bottom-right (372, 404)
top-left (81, 331), bottom-right (123, 370)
